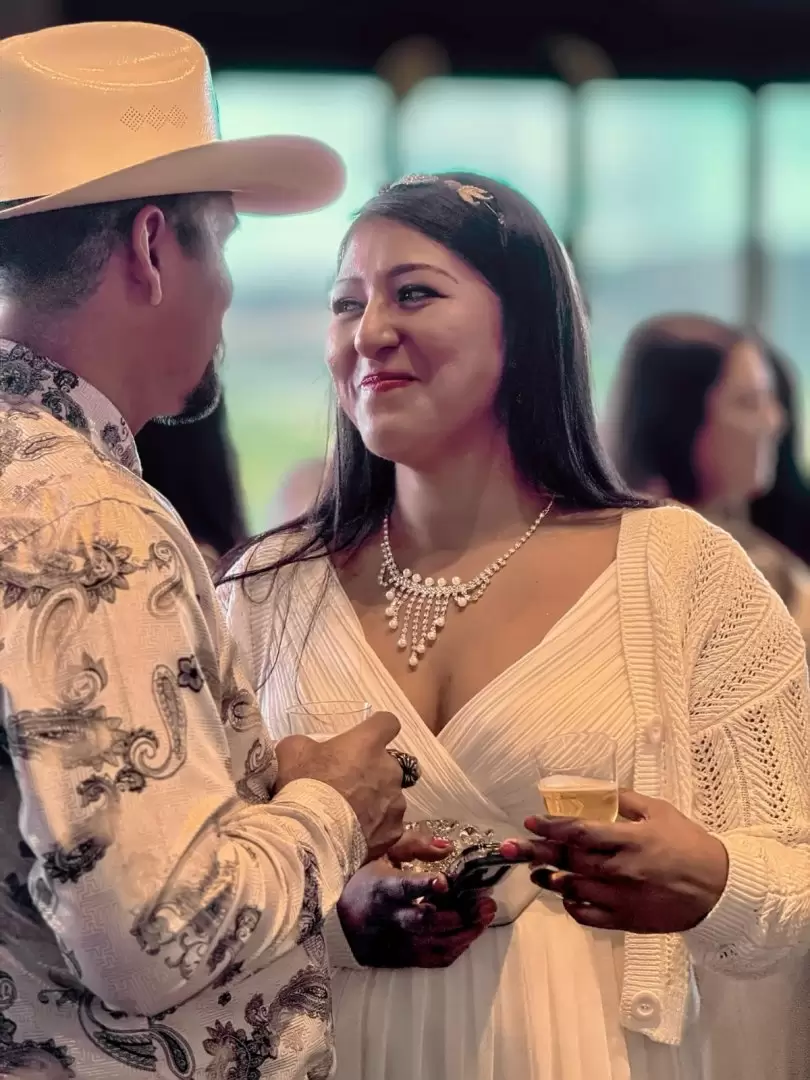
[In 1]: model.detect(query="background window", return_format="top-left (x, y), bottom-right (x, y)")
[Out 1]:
top-left (398, 77), bottom-right (571, 237)
top-left (578, 81), bottom-right (751, 403)
top-left (760, 84), bottom-right (810, 380)
top-left (215, 72), bottom-right (393, 527)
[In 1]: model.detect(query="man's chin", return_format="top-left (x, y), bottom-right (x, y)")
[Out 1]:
top-left (152, 363), bottom-right (223, 427)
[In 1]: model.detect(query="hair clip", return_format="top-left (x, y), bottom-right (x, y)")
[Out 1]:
top-left (388, 174), bottom-right (506, 226)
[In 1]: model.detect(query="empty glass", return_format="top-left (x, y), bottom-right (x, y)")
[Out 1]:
top-left (286, 699), bottom-right (371, 739)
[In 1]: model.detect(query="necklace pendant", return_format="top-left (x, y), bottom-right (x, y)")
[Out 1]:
top-left (380, 498), bottom-right (554, 672)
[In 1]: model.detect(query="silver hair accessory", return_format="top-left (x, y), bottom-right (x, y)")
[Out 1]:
top-left (389, 174), bottom-right (506, 226)
top-left (380, 497), bottom-right (555, 670)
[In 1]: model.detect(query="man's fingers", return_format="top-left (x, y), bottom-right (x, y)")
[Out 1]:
top-left (359, 710), bottom-right (401, 745)
top-left (387, 831), bottom-right (454, 866)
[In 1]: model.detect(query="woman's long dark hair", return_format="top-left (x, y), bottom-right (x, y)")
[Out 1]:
top-left (604, 313), bottom-right (745, 505)
top-left (221, 172), bottom-right (644, 586)
top-left (751, 345), bottom-right (810, 563)
top-left (138, 396), bottom-right (248, 559)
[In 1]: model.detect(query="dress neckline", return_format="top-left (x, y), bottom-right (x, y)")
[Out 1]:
top-left (327, 513), bottom-right (625, 743)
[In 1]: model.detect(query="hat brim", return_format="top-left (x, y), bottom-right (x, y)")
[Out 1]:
top-left (0, 133), bottom-right (345, 220)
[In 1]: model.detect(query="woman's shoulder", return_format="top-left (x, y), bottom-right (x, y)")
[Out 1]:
top-left (218, 527), bottom-right (324, 610)
top-left (623, 502), bottom-right (749, 561)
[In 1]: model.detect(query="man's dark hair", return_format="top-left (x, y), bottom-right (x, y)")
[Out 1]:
top-left (0, 192), bottom-right (218, 312)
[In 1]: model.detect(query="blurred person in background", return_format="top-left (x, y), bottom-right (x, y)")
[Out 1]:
top-left (222, 175), bottom-right (810, 1080)
top-left (605, 313), bottom-right (810, 648)
top-left (751, 342), bottom-right (810, 565)
top-left (137, 394), bottom-right (249, 572)
top-left (0, 21), bottom-right (419, 1078)
top-left (265, 456), bottom-right (326, 528)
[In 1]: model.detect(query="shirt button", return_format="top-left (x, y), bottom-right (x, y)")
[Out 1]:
top-left (630, 992), bottom-right (661, 1026)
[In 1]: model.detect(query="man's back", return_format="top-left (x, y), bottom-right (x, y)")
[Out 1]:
top-left (0, 353), bottom-right (365, 1078)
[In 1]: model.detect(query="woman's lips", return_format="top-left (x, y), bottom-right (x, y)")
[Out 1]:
top-left (360, 374), bottom-right (417, 393)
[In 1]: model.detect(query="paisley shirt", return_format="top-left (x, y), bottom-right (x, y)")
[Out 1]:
top-left (0, 341), bottom-right (365, 1079)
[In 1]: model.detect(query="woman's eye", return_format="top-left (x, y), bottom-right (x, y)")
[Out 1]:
top-left (330, 296), bottom-right (362, 315)
top-left (398, 284), bottom-right (439, 304)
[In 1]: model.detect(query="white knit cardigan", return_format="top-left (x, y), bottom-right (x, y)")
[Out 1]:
top-left (225, 505), bottom-right (810, 1046)
top-left (613, 505), bottom-right (810, 1043)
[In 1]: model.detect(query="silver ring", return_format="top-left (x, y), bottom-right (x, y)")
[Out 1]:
top-left (388, 749), bottom-right (421, 789)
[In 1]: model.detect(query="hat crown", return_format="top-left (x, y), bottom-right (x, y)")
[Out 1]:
top-left (0, 22), bottom-right (220, 202)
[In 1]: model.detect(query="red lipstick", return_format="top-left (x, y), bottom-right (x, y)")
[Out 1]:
top-left (360, 373), bottom-right (416, 393)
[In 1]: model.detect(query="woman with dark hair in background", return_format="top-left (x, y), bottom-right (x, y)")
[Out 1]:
top-left (605, 313), bottom-right (810, 648)
top-left (751, 342), bottom-right (810, 564)
top-left (137, 394), bottom-right (248, 571)
top-left (221, 177), bottom-right (810, 1079)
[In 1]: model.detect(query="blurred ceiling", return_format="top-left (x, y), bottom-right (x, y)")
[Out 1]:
top-left (59, 0), bottom-right (810, 84)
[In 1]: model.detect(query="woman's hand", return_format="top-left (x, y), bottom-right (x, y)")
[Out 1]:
top-left (500, 791), bottom-right (729, 933)
top-left (337, 831), bottom-right (497, 968)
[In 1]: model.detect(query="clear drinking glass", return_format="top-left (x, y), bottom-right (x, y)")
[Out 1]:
top-left (535, 732), bottom-right (618, 822)
top-left (285, 700), bottom-right (371, 738)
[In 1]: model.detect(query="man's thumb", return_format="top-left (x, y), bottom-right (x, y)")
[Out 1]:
top-left (387, 831), bottom-right (453, 866)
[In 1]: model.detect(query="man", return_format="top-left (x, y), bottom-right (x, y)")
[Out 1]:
top-left (0, 22), bottom-right (426, 1078)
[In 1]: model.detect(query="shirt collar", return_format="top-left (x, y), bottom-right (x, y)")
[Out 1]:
top-left (0, 339), bottom-right (141, 476)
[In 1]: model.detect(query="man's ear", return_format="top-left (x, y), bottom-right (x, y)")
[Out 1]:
top-left (129, 205), bottom-right (168, 306)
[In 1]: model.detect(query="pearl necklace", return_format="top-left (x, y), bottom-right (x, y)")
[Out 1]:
top-left (379, 498), bottom-right (555, 669)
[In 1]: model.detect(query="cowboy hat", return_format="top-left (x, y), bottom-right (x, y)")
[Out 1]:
top-left (0, 21), bottom-right (345, 221)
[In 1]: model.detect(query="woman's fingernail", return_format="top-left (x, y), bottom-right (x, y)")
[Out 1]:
top-left (432, 838), bottom-right (452, 848)
top-left (500, 841), bottom-right (520, 858)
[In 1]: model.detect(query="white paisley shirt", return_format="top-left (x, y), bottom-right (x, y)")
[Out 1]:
top-left (0, 341), bottom-right (366, 1079)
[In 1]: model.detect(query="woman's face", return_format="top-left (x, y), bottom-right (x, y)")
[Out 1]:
top-left (327, 217), bottom-right (503, 467)
top-left (692, 339), bottom-right (785, 504)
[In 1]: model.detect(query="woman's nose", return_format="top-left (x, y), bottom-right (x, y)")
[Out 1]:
top-left (354, 298), bottom-right (399, 359)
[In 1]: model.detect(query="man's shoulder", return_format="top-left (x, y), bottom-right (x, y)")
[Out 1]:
top-left (0, 401), bottom-right (165, 544)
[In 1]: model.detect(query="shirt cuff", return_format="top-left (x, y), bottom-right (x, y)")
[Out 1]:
top-left (323, 906), bottom-right (364, 969)
top-left (682, 834), bottom-right (769, 959)
top-left (269, 778), bottom-right (368, 883)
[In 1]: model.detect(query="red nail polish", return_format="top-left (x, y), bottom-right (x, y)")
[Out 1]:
top-left (432, 838), bottom-right (452, 848)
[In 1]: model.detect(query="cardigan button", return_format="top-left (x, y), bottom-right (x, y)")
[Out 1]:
top-left (645, 718), bottom-right (664, 745)
top-left (630, 992), bottom-right (661, 1026)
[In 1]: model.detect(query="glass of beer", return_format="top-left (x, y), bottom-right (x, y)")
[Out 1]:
top-left (286, 700), bottom-right (371, 738)
top-left (535, 733), bottom-right (618, 822)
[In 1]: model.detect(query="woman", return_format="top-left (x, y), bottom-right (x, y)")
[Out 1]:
top-left (605, 314), bottom-right (810, 646)
top-left (220, 175), bottom-right (810, 1080)
top-left (751, 342), bottom-right (810, 566)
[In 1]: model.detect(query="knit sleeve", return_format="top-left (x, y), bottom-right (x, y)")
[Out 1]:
top-left (681, 522), bottom-right (810, 976)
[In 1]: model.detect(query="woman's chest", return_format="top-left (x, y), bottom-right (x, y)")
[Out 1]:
top-left (348, 551), bottom-right (623, 737)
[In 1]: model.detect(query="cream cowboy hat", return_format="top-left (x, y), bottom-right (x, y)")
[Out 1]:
top-left (0, 21), bottom-right (345, 221)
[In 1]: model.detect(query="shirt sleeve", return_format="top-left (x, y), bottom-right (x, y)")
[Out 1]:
top-left (0, 497), bottom-right (366, 1016)
top-left (681, 527), bottom-right (810, 976)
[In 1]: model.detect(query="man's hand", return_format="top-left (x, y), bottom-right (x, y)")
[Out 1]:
top-left (337, 830), bottom-right (497, 968)
top-left (500, 790), bottom-right (729, 933)
top-left (275, 712), bottom-right (409, 859)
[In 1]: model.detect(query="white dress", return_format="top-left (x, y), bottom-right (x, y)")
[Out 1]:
top-left (231, 525), bottom-right (810, 1080)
